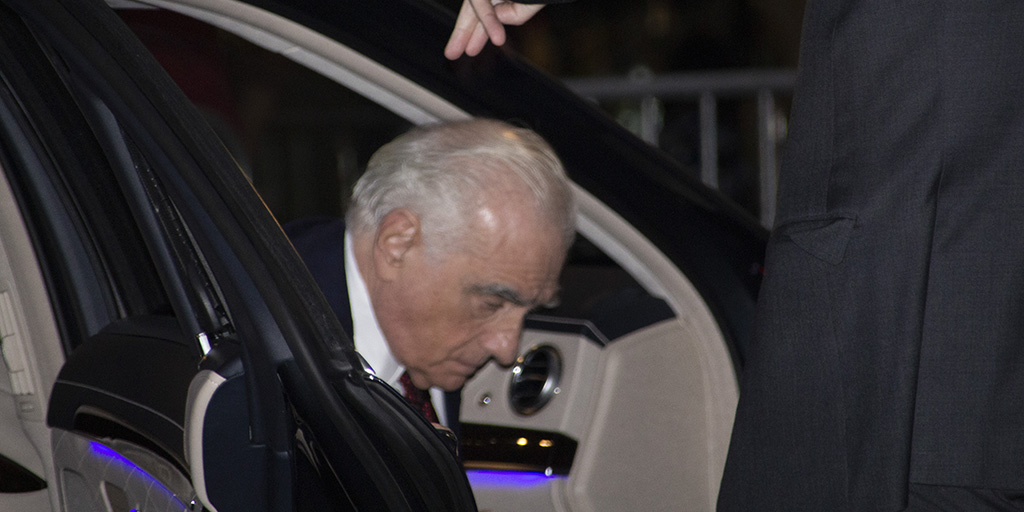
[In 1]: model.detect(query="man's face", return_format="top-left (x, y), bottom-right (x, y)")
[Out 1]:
top-left (372, 197), bottom-right (567, 391)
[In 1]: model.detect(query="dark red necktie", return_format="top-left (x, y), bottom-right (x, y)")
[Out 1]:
top-left (399, 371), bottom-right (439, 424)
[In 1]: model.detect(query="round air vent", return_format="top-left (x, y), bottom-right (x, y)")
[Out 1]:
top-left (508, 345), bottom-right (562, 416)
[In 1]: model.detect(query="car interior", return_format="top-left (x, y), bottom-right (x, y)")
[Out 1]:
top-left (0, 0), bottom-right (744, 511)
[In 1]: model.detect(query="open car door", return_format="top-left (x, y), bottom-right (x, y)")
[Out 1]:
top-left (0, 0), bottom-right (476, 510)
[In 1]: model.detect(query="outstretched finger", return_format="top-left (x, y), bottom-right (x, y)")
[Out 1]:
top-left (467, 0), bottom-right (507, 46)
top-left (463, 21), bottom-right (493, 57)
top-left (445, 0), bottom-right (481, 59)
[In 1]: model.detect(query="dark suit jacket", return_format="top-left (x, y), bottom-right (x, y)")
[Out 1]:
top-left (285, 217), bottom-right (462, 432)
top-left (719, 3), bottom-right (1024, 511)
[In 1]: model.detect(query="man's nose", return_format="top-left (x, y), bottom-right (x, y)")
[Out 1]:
top-left (483, 315), bottom-right (524, 366)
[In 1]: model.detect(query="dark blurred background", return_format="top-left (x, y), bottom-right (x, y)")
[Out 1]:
top-left (122, 0), bottom-right (806, 226)
top-left (437, 0), bottom-right (806, 224)
top-left (442, 0), bottom-right (805, 75)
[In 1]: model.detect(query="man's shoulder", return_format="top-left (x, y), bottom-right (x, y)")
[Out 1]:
top-left (284, 216), bottom-right (346, 242)
top-left (282, 216), bottom-right (352, 331)
top-left (283, 215), bottom-right (347, 276)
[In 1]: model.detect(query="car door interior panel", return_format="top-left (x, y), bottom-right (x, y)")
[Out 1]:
top-left (0, 137), bottom-right (66, 512)
top-left (463, 306), bottom-right (728, 512)
top-left (46, 316), bottom-right (197, 475)
top-left (51, 430), bottom-right (193, 512)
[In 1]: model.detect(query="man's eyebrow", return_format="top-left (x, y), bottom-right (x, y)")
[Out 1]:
top-left (467, 283), bottom-right (531, 307)
top-left (468, 283), bottom-right (562, 309)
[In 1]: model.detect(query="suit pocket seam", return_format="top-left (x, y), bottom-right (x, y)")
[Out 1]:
top-left (775, 213), bottom-right (857, 265)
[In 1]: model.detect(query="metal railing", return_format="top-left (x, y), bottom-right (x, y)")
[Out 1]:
top-left (564, 68), bottom-right (797, 228)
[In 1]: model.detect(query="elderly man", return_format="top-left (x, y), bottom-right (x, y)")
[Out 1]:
top-left (287, 118), bottom-right (575, 426)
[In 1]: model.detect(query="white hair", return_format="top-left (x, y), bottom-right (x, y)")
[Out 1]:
top-left (346, 119), bottom-right (576, 256)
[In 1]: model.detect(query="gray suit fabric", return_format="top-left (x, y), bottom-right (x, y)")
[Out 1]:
top-left (719, 1), bottom-right (1024, 510)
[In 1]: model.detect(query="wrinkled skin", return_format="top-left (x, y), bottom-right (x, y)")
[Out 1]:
top-left (355, 190), bottom-right (566, 391)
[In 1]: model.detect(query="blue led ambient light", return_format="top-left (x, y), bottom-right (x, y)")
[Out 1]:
top-left (466, 469), bottom-right (565, 489)
top-left (88, 441), bottom-right (183, 511)
top-left (89, 442), bottom-right (149, 478)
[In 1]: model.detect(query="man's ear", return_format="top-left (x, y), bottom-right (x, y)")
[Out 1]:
top-left (373, 209), bottom-right (421, 279)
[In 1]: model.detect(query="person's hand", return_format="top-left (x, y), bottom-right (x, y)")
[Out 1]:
top-left (444, 0), bottom-right (545, 60)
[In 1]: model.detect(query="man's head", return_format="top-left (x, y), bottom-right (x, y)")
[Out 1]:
top-left (347, 119), bottom-right (575, 391)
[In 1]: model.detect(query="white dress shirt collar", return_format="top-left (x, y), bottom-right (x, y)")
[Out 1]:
top-left (344, 231), bottom-right (449, 426)
top-left (345, 231), bottom-right (403, 386)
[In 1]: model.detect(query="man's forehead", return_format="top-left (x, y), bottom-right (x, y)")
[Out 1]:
top-left (468, 187), bottom-right (562, 240)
